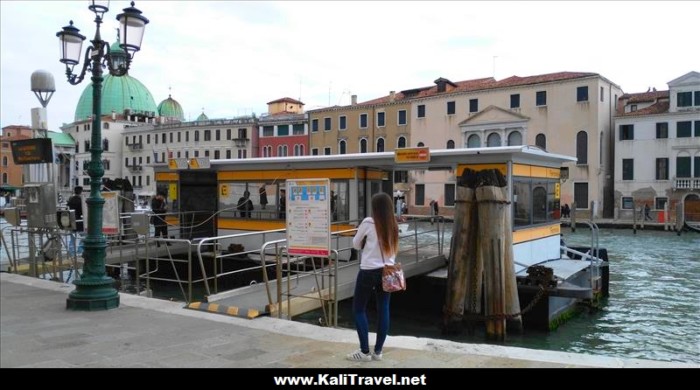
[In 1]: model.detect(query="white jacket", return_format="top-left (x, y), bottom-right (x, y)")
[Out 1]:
top-left (353, 217), bottom-right (396, 270)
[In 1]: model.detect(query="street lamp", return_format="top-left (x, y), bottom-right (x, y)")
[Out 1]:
top-left (57, 1), bottom-right (148, 311)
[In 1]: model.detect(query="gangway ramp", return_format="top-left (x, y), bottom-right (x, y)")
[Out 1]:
top-left (194, 252), bottom-right (446, 319)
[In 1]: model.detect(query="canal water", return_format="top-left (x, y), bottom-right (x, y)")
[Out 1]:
top-left (298, 227), bottom-right (700, 364)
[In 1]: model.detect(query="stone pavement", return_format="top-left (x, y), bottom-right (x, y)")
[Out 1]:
top-left (0, 273), bottom-right (694, 369)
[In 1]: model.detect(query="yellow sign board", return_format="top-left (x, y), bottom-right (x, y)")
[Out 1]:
top-left (168, 158), bottom-right (189, 170)
top-left (395, 147), bottom-right (430, 163)
top-left (189, 157), bottom-right (211, 169)
top-left (555, 183), bottom-right (561, 199)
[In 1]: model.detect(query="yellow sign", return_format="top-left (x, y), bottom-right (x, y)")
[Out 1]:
top-left (169, 158), bottom-right (189, 170)
top-left (555, 183), bottom-right (561, 199)
top-left (395, 147), bottom-right (430, 163)
top-left (189, 157), bottom-right (211, 169)
top-left (220, 184), bottom-right (229, 197)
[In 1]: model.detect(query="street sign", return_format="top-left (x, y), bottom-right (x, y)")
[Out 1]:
top-left (395, 147), bottom-right (430, 163)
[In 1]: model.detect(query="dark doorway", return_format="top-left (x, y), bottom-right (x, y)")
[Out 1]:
top-left (179, 170), bottom-right (217, 240)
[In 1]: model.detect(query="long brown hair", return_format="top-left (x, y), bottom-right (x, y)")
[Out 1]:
top-left (372, 192), bottom-right (399, 257)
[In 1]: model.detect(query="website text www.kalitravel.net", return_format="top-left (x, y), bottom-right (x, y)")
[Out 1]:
top-left (273, 373), bottom-right (427, 386)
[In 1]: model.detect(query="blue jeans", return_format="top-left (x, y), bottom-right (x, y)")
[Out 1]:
top-left (352, 268), bottom-right (390, 354)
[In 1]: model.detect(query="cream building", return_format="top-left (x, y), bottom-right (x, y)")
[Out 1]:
top-left (613, 71), bottom-right (700, 221)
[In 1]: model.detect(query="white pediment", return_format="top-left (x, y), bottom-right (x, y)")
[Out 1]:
top-left (667, 71), bottom-right (700, 88)
top-left (458, 105), bottom-right (530, 128)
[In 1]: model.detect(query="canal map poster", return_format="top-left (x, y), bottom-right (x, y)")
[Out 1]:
top-left (285, 178), bottom-right (331, 257)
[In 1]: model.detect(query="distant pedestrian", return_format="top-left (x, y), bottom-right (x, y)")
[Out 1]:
top-left (67, 186), bottom-right (84, 255)
top-left (644, 203), bottom-right (652, 221)
top-left (562, 204), bottom-right (570, 219)
top-left (151, 192), bottom-right (168, 244)
top-left (278, 189), bottom-right (286, 219)
top-left (237, 190), bottom-right (254, 218)
top-left (430, 199), bottom-right (439, 225)
top-left (259, 185), bottom-right (268, 210)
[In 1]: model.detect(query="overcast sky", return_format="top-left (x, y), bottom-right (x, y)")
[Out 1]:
top-left (1, 1), bottom-right (698, 130)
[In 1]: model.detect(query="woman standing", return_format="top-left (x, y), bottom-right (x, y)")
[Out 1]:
top-left (347, 192), bottom-right (399, 362)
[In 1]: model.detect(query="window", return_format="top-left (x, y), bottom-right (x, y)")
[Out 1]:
top-left (238, 128), bottom-right (247, 139)
top-left (695, 156), bottom-right (700, 177)
top-left (655, 197), bottom-right (668, 210)
top-left (696, 91), bottom-right (700, 106)
top-left (656, 158), bottom-right (669, 180)
top-left (678, 121), bottom-right (692, 137)
top-left (194, 131), bottom-right (199, 142)
top-left (339, 116), bottom-right (347, 130)
top-left (417, 142), bottom-right (424, 147)
top-left (170, 132), bottom-right (174, 143)
top-left (360, 139), bottom-right (367, 153)
top-left (215, 129), bottom-right (221, 141)
top-left (415, 184), bottom-right (425, 206)
top-left (324, 117), bottom-right (331, 131)
top-left (446, 140), bottom-right (455, 149)
top-left (84, 140), bottom-right (90, 152)
top-left (487, 133), bottom-right (501, 147)
top-left (444, 183), bottom-right (455, 206)
top-left (226, 150), bottom-right (231, 159)
top-left (103, 122), bottom-right (109, 129)
top-left (532, 184), bottom-right (547, 224)
top-left (373, 112), bottom-right (383, 127)
top-left (278, 125), bottom-right (289, 136)
top-left (447, 101), bottom-right (455, 115)
top-left (677, 91), bottom-right (692, 107)
top-left (467, 134), bottom-right (480, 148)
top-left (574, 182), bottom-right (589, 209)
top-left (147, 134), bottom-right (150, 144)
top-left (398, 110), bottom-right (407, 125)
top-left (238, 149), bottom-right (247, 159)
top-left (677, 156), bottom-right (691, 177)
top-left (536, 133), bottom-right (546, 149)
top-left (513, 180), bottom-right (531, 227)
top-left (577, 86), bottom-right (589, 102)
top-left (469, 99), bottom-right (478, 113)
top-left (311, 119), bottom-right (319, 132)
top-left (293, 124), bottom-right (304, 135)
top-left (162, 133), bottom-right (167, 143)
top-left (622, 159), bottom-right (634, 180)
top-left (600, 86), bottom-right (604, 102)
top-left (630, 105), bottom-right (637, 112)
top-left (339, 140), bottom-right (346, 155)
top-left (507, 131), bottom-right (522, 146)
top-left (102, 138), bottom-right (109, 151)
top-left (376, 138), bottom-right (385, 152)
top-left (278, 145), bottom-right (288, 156)
top-left (510, 94), bottom-right (520, 109)
top-left (397, 136), bottom-right (406, 148)
top-left (263, 126), bottom-right (274, 137)
top-left (696, 121), bottom-right (700, 137)
top-left (227, 129), bottom-right (232, 140)
top-left (620, 124), bottom-right (634, 140)
top-left (536, 91), bottom-right (547, 106)
top-left (185, 151), bottom-right (189, 158)
top-left (185, 131), bottom-right (189, 142)
top-left (622, 196), bottom-right (634, 210)
top-left (214, 150), bottom-right (220, 159)
top-left (1, 156), bottom-right (6, 166)
top-left (324, 147), bottom-right (331, 155)
top-left (177, 132), bottom-right (181, 142)
top-left (360, 114), bottom-right (368, 128)
top-left (576, 131), bottom-right (588, 164)
top-left (656, 122), bottom-right (668, 138)
top-left (417, 105), bottom-right (426, 118)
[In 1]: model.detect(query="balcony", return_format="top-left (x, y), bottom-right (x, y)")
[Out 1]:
top-left (128, 165), bottom-right (143, 173)
top-left (673, 177), bottom-right (700, 190)
top-left (233, 137), bottom-right (249, 148)
top-left (128, 142), bottom-right (143, 151)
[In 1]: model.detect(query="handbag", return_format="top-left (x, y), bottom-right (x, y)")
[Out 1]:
top-left (381, 252), bottom-right (406, 293)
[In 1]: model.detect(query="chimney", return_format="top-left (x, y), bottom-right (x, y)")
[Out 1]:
top-left (111, 110), bottom-right (116, 120)
top-left (389, 91), bottom-right (396, 103)
top-left (351, 95), bottom-right (357, 105)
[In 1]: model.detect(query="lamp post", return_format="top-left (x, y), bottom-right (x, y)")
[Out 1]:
top-left (57, 1), bottom-right (148, 311)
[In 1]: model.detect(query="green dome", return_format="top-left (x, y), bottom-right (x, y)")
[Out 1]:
top-left (74, 74), bottom-right (158, 121)
top-left (196, 112), bottom-right (209, 121)
top-left (158, 95), bottom-right (185, 120)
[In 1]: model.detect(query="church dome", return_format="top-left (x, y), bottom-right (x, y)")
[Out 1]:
top-left (196, 111), bottom-right (209, 121)
top-left (158, 95), bottom-right (185, 121)
top-left (74, 74), bottom-right (158, 122)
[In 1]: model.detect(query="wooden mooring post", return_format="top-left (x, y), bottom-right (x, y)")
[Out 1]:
top-left (443, 169), bottom-right (480, 334)
top-left (476, 169), bottom-right (522, 340)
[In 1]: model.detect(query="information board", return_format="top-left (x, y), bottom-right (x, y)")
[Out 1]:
top-left (286, 178), bottom-right (331, 257)
top-left (10, 138), bottom-right (53, 164)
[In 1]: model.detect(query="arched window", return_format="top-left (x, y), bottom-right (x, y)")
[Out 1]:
top-left (536, 133), bottom-right (546, 150)
top-left (576, 131), bottom-right (588, 164)
top-left (1, 156), bottom-right (7, 166)
top-left (507, 131), bottom-right (522, 146)
top-left (376, 138), bottom-right (385, 152)
top-left (446, 140), bottom-right (455, 149)
top-left (360, 139), bottom-right (368, 153)
top-left (102, 138), bottom-right (109, 151)
top-left (397, 136), bottom-right (406, 148)
top-left (299, 144), bottom-right (305, 155)
top-left (103, 122), bottom-right (109, 130)
top-left (339, 140), bottom-right (347, 155)
top-left (467, 134), bottom-right (481, 148)
top-left (487, 133), bottom-right (501, 147)
top-left (417, 142), bottom-right (424, 147)
top-left (2, 172), bottom-right (7, 184)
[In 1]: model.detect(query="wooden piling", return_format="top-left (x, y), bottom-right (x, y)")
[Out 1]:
top-left (443, 169), bottom-right (479, 334)
top-left (475, 169), bottom-right (516, 341)
top-left (571, 202), bottom-right (577, 232)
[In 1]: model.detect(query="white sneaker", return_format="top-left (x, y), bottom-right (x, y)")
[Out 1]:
top-left (346, 349), bottom-right (372, 362)
top-left (372, 351), bottom-right (383, 361)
